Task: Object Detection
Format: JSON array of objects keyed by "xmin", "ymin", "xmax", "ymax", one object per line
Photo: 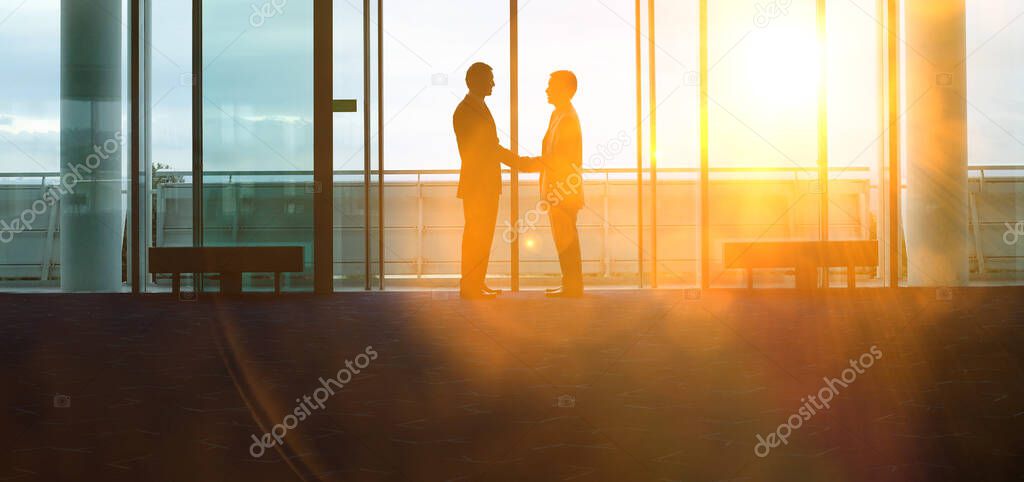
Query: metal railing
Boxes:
[{"xmin": 3, "ymin": 165, "xmax": 1022, "ymax": 285}]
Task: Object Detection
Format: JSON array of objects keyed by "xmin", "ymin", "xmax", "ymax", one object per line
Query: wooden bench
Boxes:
[
  {"xmin": 149, "ymin": 246, "xmax": 304, "ymax": 295},
  {"xmin": 723, "ymin": 240, "xmax": 878, "ymax": 289}
]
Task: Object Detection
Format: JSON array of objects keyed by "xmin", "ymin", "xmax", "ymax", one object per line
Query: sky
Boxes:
[{"xmin": 1, "ymin": 0, "xmax": 1022, "ymax": 176}]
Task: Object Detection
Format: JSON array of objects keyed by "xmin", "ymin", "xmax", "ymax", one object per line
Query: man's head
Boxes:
[
  {"xmin": 466, "ymin": 62, "xmax": 495, "ymax": 98},
  {"xmin": 546, "ymin": 70, "xmax": 577, "ymax": 107}
]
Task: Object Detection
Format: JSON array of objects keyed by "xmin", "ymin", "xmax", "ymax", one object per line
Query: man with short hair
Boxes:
[
  {"xmin": 520, "ymin": 71, "xmax": 585, "ymax": 297},
  {"xmin": 453, "ymin": 62, "xmax": 520, "ymax": 300}
]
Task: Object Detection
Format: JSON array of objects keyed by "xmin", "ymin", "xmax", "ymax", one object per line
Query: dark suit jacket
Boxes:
[
  {"xmin": 521, "ymin": 104, "xmax": 584, "ymax": 210},
  {"xmin": 453, "ymin": 95, "xmax": 516, "ymax": 200}
]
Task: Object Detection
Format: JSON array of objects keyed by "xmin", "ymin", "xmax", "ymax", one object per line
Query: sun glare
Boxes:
[
  {"xmin": 708, "ymin": 22, "xmax": 823, "ymax": 169},
  {"xmin": 742, "ymin": 28, "xmax": 820, "ymax": 112}
]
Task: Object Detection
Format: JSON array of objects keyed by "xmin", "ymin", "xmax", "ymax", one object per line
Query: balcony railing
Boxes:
[{"xmin": 2, "ymin": 166, "xmax": 1022, "ymax": 287}]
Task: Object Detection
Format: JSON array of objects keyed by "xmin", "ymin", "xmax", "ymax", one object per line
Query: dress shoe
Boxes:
[
  {"xmin": 545, "ymin": 286, "xmax": 583, "ymax": 298},
  {"xmin": 460, "ymin": 289, "xmax": 498, "ymax": 300},
  {"xmin": 482, "ymin": 285, "xmax": 502, "ymax": 295}
]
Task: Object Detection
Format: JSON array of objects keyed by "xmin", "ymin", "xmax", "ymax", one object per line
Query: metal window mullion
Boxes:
[
  {"xmin": 881, "ymin": 0, "xmax": 892, "ymax": 288},
  {"xmin": 378, "ymin": 0, "xmax": 385, "ymax": 290},
  {"xmin": 313, "ymin": 0, "xmax": 334, "ymax": 294},
  {"xmin": 511, "ymin": 0, "xmax": 520, "ymax": 292},
  {"xmin": 818, "ymin": 0, "xmax": 829, "ymax": 288},
  {"xmin": 699, "ymin": 0, "xmax": 709, "ymax": 290},
  {"xmin": 363, "ymin": 0, "xmax": 372, "ymax": 290},
  {"xmin": 886, "ymin": 0, "xmax": 901, "ymax": 288},
  {"xmin": 192, "ymin": 0, "xmax": 203, "ymax": 292},
  {"xmin": 142, "ymin": 0, "xmax": 152, "ymax": 290},
  {"xmin": 130, "ymin": 0, "xmax": 141, "ymax": 293},
  {"xmin": 648, "ymin": 0, "xmax": 658, "ymax": 288},
  {"xmin": 635, "ymin": 0, "xmax": 644, "ymax": 289}
]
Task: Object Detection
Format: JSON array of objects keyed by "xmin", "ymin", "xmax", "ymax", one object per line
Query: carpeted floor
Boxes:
[{"xmin": 1, "ymin": 288, "xmax": 1022, "ymax": 481}]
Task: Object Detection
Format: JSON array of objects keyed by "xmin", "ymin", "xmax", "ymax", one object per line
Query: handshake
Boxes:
[{"xmin": 506, "ymin": 153, "xmax": 542, "ymax": 173}]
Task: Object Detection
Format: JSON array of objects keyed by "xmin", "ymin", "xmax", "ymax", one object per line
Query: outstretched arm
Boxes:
[
  {"xmin": 496, "ymin": 141, "xmax": 553, "ymax": 172},
  {"xmin": 514, "ymin": 155, "xmax": 543, "ymax": 173},
  {"xmin": 494, "ymin": 144, "xmax": 519, "ymax": 169}
]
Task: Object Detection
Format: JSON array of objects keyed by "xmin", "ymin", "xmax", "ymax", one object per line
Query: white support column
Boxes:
[
  {"xmin": 904, "ymin": 0, "xmax": 969, "ymax": 286},
  {"xmin": 60, "ymin": 0, "xmax": 124, "ymax": 292}
]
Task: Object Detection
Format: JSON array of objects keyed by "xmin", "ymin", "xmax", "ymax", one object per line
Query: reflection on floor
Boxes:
[{"xmin": 1, "ymin": 289, "xmax": 1022, "ymax": 481}]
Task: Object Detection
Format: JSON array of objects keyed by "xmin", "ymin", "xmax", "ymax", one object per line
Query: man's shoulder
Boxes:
[
  {"xmin": 453, "ymin": 98, "xmax": 471, "ymax": 127},
  {"xmin": 453, "ymin": 97, "xmax": 477, "ymax": 122},
  {"xmin": 457, "ymin": 95, "xmax": 483, "ymax": 112},
  {"xmin": 566, "ymin": 106, "xmax": 581, "ymax": 123},
  {"xmin": 560, "ymin": 107, "xmax": 581, "ymax": 132}
]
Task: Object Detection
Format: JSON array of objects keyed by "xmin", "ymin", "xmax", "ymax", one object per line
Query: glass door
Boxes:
[{"xmin": 331, "ymin": 0, "xmax": 373, "ymax": 291}]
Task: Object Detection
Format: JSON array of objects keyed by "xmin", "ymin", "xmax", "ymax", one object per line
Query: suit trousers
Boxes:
[
  {"xmin": 460, "ymin": 195, "xmax": 500, "ymax": 292},
  {"xmin": 549, "ymin": 204, "xmax": 583, "ymax": 290}
]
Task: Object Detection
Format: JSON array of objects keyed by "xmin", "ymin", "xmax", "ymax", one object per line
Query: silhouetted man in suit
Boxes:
[
  {"xmin": 520, "ymin": 71, "xmax": 585, "ymax": 297},
  {"xmin": 453, "ymin": 62, "xmax": 519, "ymax": 300}
]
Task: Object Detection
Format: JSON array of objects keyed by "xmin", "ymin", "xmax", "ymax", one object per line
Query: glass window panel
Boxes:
[
  {"xmin": 708, "ymin": 0, "xmax": 822, "ymax": 288},
  {"xmin": 519, "ymin": 0, "xmax": 640, "ymax": 289},
  {"xmin": 203, "ymin": 0, "xmax": 314, "ymax": 292},
  {"xmin": 826, "ymin": 0, "xmax": 885, "ymax": 287},
  {"xmin": 654, "ymin": 0, "xmax": 701, "ymax": 287},
  {"xmin": 1, "ymin": 0, "xmax": 131, "ymax": 292},
  {"xmin": 0, "ymin": 0, "xmax": 62, "ymax": 289},
  {"xmin": 381, "ymin": 0, "xmax": 510, "ymax": 291},
  {"xmin": 966, "ymin": 0, "xmax": 1024, "ymax": 285},
  {"xmin": 149, "ymin": 0, "xmax": 195, "ymax": 293}
]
